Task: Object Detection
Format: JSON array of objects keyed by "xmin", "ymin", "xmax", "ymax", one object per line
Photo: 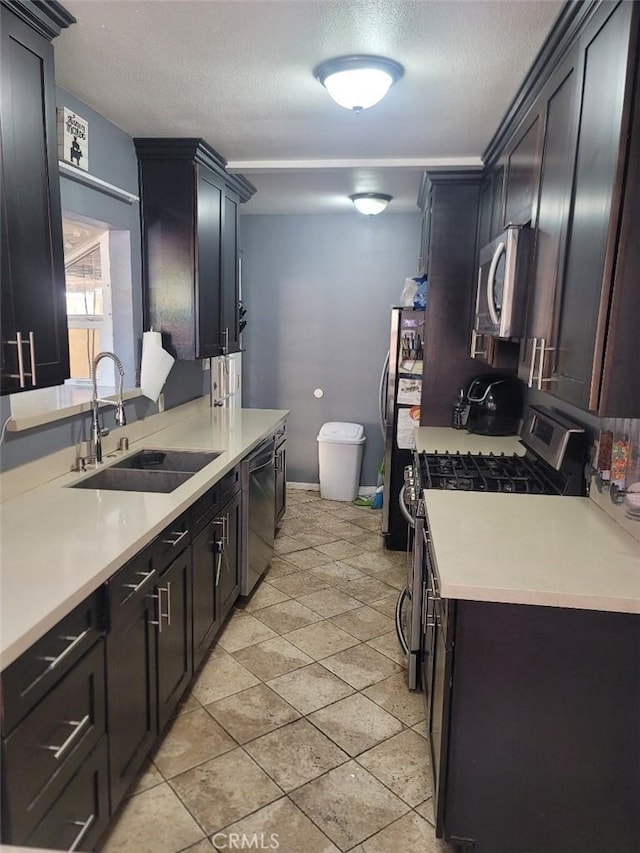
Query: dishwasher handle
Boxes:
[{"xmin": 248, "ymin": 440, "xmax": 275, "ymax": 472}]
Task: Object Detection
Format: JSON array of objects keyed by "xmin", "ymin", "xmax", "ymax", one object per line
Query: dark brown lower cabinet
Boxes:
[
  {"xmin": 27, "ymin": 737, "xmax": 110, "ymax": 852},
  {"xmin": 156, "ymin": 548, "xmax": 193, "ymax": 733},
  {"xmin": 192, "ymin": 487, "xmax": 242, "ymax": 671},
  {"xmin": 426, "ymin": 600, "xmax": 640, "ymax": 853}
]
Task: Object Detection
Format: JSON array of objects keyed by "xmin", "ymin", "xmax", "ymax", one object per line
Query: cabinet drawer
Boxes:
[
  {"xmin": 151, "ymin": 511, "xmax": 190, "ymax": 573},
  {"xmin": 190, "ymin": 466, "xmax": 241, "ymax": 533},
  {"xmin": 2, "ymin": 640, "xmax": 106, "ymax": 844},
  {"xmin": 27, "ymin": 736, "xmax": 110, "ymax": 852},
  {"xmin": 107, "ymin": 547, "xmax": 157, "ymax": 633},
  {"xmin": 1, "ymin": 592, "xmax": 103, "ymax": 734}
]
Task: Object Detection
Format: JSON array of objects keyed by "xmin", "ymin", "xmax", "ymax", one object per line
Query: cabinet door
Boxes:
[
  {"xmin": 191, "ymin": 515, "xmax": 219, "ymax": 671},
  {"xmin": 503, "ymin": 111, "xmax": 543, "ymax": 227},
  {"xmin": 518, "ymin": 51, "xmax": 581, "ymax": 388},
  {"xmin": 196, "ymin": 166, "xmax": 223, "ymax": 359},
  {"xmin": 155, "ymin": 548, "xmax": 193, "ymax": 732},
  {"xmin": 0, "ymin": 7, "xmax": 69, "ymax": 395},
  {"xmin": 489, "ymin": 165, "xmax": 505, "ymax": 240},
  {"xmin": 217, "ymin": 489, "xmax": 242, "ymax": 624},
  {"xmin": 106, "ymin": 555, "xmax": 157, "ymax": 809},
  {"xmin": 553, "ymin": 0, "xmax": 633, "ymax": 409},
  {"xmin": 221, "ymin": 188, "xmax": 240, "ymax": 354}
]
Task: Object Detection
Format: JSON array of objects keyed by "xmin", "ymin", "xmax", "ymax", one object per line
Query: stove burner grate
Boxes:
[{"xmin": 419, "ymin": 451, "xmax": 568, "ymax": 496}]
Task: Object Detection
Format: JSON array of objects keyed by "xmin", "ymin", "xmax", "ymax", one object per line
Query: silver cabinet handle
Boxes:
[
  {"xmin": 16, "ymin": 331, "xmax": 26, "ymax": 387},
  {"xmin": 470, "ymin": 329, "xmax": 487, "ymax": 359},
  {"xmin": 527, "ymin": 337, "xmax": 538, "ymax": 388},
  {"xmin": 21, "ymin": 629, "xmax": 92, "ymax": 698},
  {"xmin": 43, "ymin": 714, "xmax": 90, "ymax": 761},
  {"xmin": 212, "ymin": 516, "xmax": 227, "ymax": 548},
  {"xmin": 215, "ymin": 549, "xmax": 223, "ymax": 587},
  {"xmin": 149, "ymin": 586, "xmax": 169, "ymax": 632},
  {"xmin": 122, "ymin": 569, "xmax": 155, "ymax": 594},
  {"xmin": 162, "ymin": 528, "xmax": 188, "ymax": 548},
  {"xmin": 28, "ymin": 331, "xmax": 37, "ymax": 385},
  {"xmin": 68, "ymin": 814, "xmax": 96, "ymax": 852},
  {"xmin": 537, "ymin": 337, "xmax": 557, "ymax": 388}
]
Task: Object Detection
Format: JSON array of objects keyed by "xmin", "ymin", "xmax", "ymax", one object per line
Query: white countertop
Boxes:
[
  {"xmin": 423, "ymin": 490, "xmax": 640, "ymax": 613},
  {"xmin": 414, "ymin": 426, "xmax": 525, "ymax": 455},
  {"xmin": 0, "ymin": 404, "xmax": 287, "ymax": 671}
]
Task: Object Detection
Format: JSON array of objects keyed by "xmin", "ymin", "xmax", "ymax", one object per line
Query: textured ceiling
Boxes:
[{"xmin": 54, "ymin": 0, "xmax": 564, "ymax": 214}]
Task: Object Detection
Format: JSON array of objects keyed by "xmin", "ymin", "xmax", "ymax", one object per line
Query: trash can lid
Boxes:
[{"xmin": 317, "ymin": 422, "xmax": 365, "ymax": 444}]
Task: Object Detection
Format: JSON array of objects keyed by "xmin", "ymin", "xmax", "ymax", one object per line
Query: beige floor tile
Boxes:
[
  {"xmin": 293, "ymin": 528, "xmax": 343, "ymax": 548},
  {"xmin": 412, "ymin": 718, "xmax": 429, "ymax": 739},
  {"xmin": 348, "ymin": 532, "xmax": 386, "ymax": 552},
  {"xmin": 336, "ymin": 577, "xmax": 398, "ymax": 605},
  {"xmin": 328, "ymin": 606, "xmax": 395, "ymax": 642},
  {"xmin": 253, "ymin": 598, "xmax": 324, "ymax": 633},
  {"xmin": 238, "ymin": 582, "xmax": 291, "ymax": 613},
  {"xmin": 245, "ymin": 718, "xmax": 349, "ymax": 791},
  {"xmin": 369, "ymin": 595, "xmax": 399, "ymax": 619},
  {"xmin": 267, "ymin": 663, "xmax": 354, "ymax": 715},
  {"xmin": 315, "ymin": 539, "xmax": 364, "ymax": 560},
  {"xmin": 371, "ymin": 566, "xmax": 406, "ymax": 591},
  {"xmin": 232, "ymin": 635, "xmax": 314, "ymax": 681},
  {"xmin": 101, "ymin": 782, "xmax": 204, "ymax": 853},
  {"xmin": 324, "ymin": 504, "xmax": 375, "ymax": 521},
  {"xmin": 217, "ymin": 613, "xmax": 279, "ymax": 652},
  {"xmin": 350, "ymin": 514, "xmax": 384, "ymax": 533},
  {"xmin": 343, "ymin": 552, "xmax": 400, "ymax": 575},
  {"xmin": 191, "ymin": 651, "xmax": 260, "ymax": 705},
  {"xmin": 287, "ymin": 489, "xmax": 321, "ymax": 503},
  {"xmin": 320, "ymin": 644, "xmax": 403, "ymax": 690},
  {"xmin": 366, "ymin": 631, "xmax": 407, "ymax": 667},
  {"xmin": 296, "ymin": 587, "xmax": 363, "ymax": 618},
  {"xmin": 205, "ymin": 683, "xmax": 300, "ymax": 744},
  {"xmin": 414, "ymin": 797, "xmax": 436, "ymax": 826},
  {"xmin": 125, "ymin": 759, "xmax": 164, "ymax": 798},
  {"xmin": 152, "ymin": 707, "xmax": 236, "ymax": 779},
  {"xmin": 268, "ymin": 570, "xmax": 330, "ymax": 597},
  {"xmin": 290, "ymin": 761, "xmax": 408, "ymax": 851},
  {"xmin": 181, "ymin": 840, "xmax": 215, "ymax": 852},
  {"xmin": 363, "ymin": 673, "xmax": 426, "ymax": 726},
  {"xmin": 315, "ymin": 518, "xmax": 365, "ymax": 539},
  {"xmin": 308, "ymin": 694, "xmax": 403, "ymax": 757},
  {"xmin": 307, "ymin": 560, "xmax": 368, "ymax": 586},
  {"xmin": 169, "ymin": 748, "xmax": 282, "ymax": 835},
  {"xmin": 274, "ymin": 534, "xmax": 307, "ymax": 554},
  {"xmin": 360, "ymin": 811, "xmax": 454, "ymax": 852},
  {"xmin": 356, "ymin": 730, "xmax": 432, "ymax": 806},
  {"xmin": 279, "ymin": 547, "xmax": 332, "ymax": 570},
  {"xmin": 171, "ymin": 693, "xmax": 201, "ymax": 717},
  {"xmin": 285, "ymin": 621, "xmax": 360, "ymax": 660},
  {"xmin": 264, "ymin": 556, "xmax": 299, "ymax": 579},
  {"xmin": 213, "ymin": 797, "xmax": 340, "ymax": 853}
]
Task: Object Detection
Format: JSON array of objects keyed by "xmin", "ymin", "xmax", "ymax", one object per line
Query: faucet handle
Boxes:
[{"xmin": 99, "ymin": 426, "xmax": 110, "ymax": 438}]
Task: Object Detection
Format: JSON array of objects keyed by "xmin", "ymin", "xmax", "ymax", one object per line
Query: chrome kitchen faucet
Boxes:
[{"xmin": 90, "ymin": 351, "xmax": 126, "ymax": 464}]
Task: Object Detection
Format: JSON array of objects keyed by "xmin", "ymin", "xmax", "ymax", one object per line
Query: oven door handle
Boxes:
[{"xmin": 398, "ymin": 486, "xmax": 415, "ymax": 528}]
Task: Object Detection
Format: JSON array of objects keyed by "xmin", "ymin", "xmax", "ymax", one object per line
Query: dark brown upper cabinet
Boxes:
[
  {"xmin": 0, "ymin": 1, "xmax": 74, "ymax": 396},
  {"xmin": 503, "ymin": 110, "xmax": 543, "ymax": 228},
  {"xmin": 134, "ymin": 139, "xmax": 254, "ymax": 360}
]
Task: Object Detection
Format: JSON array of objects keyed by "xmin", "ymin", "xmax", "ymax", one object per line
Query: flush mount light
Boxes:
[
  {"xmin": 314, "ymin": 55, "xmax": 404, "ymax": 112},
  {"xmin": 350, "ymin": 193, "xmax": 393, "ymax": 215}
]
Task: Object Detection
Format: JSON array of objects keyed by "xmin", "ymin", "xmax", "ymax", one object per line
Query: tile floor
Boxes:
[{"xmin": 99, "ymin": 490, "xmax": 455, "ymax": 853}]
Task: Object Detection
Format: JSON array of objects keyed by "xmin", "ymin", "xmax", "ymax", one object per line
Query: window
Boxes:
[{"xmin": 62, "ymin": 215, "xmax": 124, "ymax": 388}]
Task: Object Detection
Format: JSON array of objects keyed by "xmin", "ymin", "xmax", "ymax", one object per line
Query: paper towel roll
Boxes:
[{"xmin": 140, "ymin": 331, "xmax": 175, "ymax": 402}]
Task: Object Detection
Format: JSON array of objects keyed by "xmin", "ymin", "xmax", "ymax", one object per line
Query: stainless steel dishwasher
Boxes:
[{"xmin": 241, "ymin": 437, "xmax": 276, "ymax": 595}]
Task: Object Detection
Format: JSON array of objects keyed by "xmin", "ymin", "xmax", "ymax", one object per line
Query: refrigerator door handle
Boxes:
[{"xmin": 379, "ymin": 350, "xmax": 390, "ymax": 440}]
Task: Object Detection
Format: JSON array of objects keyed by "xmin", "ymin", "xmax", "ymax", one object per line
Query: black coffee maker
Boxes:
[{"xmin": 453, "ymin": 374, "xmax": 523, "ymax": 436}]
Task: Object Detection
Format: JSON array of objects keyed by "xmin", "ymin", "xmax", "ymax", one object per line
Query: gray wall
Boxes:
[
  {"xmin": 240, "ymin": 212, "xmax": 422, "ymax": 486},
  {"xmin": 0, "ymin": 90, "xmax": 206, "ymax": 472}
]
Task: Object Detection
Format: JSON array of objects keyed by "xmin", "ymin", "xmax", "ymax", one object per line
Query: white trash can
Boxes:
[{"xmin": 317, "ymin": 422, "xmax": 366, "ymax": 501}]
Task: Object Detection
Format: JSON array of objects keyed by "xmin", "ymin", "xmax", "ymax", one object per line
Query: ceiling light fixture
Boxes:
[
  {"xmin": 350, "ymin": 193, "xmax": 393, "ymax": 216},
  {"xmin": 314, "ymin": 55, "xmax": 404, "ymax": 112}
]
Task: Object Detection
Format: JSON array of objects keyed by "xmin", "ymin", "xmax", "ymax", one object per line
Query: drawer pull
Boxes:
[
  {"xmin": 215, "ymin": 549, "xmax": 223, "ymax": 587},
  {"xmin": 68, "ymin": 813, "xmax": 95, "ymax": 852},
  {"xmin": 122, "ymin": 569, "xmax": 155, "ymax": 594},
  {"xmin": 44, "ymin": 714, "xmax": 90, "ymax": 761},
  {"xmin": 161, "ymin": 529, "xmax": 188, "ymax": 548},
  {"xmin": 21, "ymin": 629, "xmax": 92, "ymax": 698}
]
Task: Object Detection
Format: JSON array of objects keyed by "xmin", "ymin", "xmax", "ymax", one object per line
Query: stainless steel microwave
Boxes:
[{"xmin": 474, "ymin": 224, "xmax": 532, "ymax": 339}]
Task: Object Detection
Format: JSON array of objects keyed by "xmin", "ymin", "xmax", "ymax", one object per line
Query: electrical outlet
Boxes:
[{"xmin": 158, "ymin": 392, "xmax": 165, "ymax": 413}]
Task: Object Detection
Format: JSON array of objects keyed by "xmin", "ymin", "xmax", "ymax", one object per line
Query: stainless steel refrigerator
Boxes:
[{"xmin": 380, "ymin": 307, "xmax": 425, "ymax": 550}]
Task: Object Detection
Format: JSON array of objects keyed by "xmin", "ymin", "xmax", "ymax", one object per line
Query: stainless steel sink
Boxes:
[
  {"xmin": 112, "ymin": 449, "xmax": 219, "ymax": 472},
  {"xmin": 71, "ymin": 467, "xmax": 195, "ymax": 493}
]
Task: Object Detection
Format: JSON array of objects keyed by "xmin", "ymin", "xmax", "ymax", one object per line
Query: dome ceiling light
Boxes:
[
  {"xmin": 314, "ymin": 55, "xmax": 404, "ymax": 112},
  {"xmin": 350, "ymin": 193, "xmax": 393, "ymax": 215}
]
